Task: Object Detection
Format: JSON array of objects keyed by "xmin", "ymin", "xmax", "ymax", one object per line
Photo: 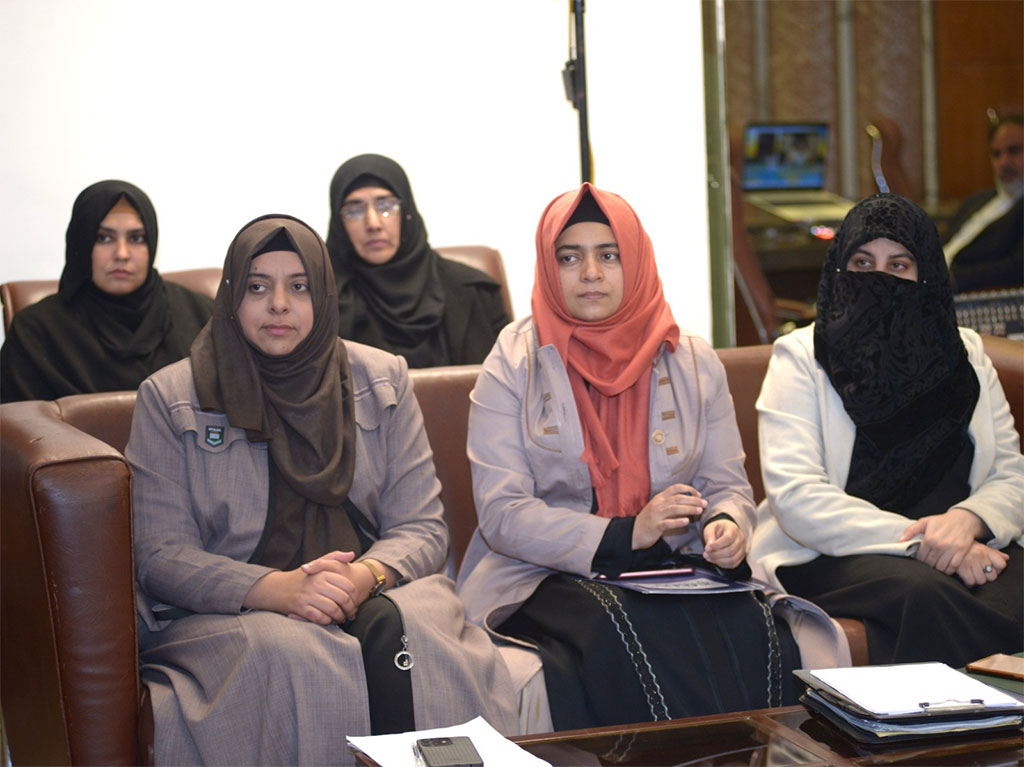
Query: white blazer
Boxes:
[{"xmin": 750, "ymin": 325, "xmax": 1024, "ymax": 589}]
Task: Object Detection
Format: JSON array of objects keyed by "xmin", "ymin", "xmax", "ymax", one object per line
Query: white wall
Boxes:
[{"xmin": 0, "ymin": 1, "xmax": 709, "ymax": 339}]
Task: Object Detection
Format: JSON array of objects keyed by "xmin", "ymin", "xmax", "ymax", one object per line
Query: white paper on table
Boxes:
[{"xmin": 346, "ymin": 715, "xmax": 551, "ymax": 767}]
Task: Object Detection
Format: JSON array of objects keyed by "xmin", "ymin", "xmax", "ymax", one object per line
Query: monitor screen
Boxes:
[{"xmin": 741, "ymin": 122, "xmax": 828, "ymax": 191}]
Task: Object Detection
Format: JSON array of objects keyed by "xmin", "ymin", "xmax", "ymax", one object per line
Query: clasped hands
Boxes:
[
  {"xmin": 898, "ymin": 507, "xmax": 1005, "ymax": 587},
  {"xmin": 632, "ymin": 483, "xmax": 746, "ymax": 569},
  {"xmin": 243, "ymin": 550, "xmax": 379, "ymax": 625}
]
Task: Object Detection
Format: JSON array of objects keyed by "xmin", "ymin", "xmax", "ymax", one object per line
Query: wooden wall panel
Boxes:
[
  {"xmin": 935, "ymin": 0, "xmax": 1024, "ymax": 199},
  {"xmin": 771, "ymin": 2, "xmax": 841, "ymax": 192},
  {"xmin": 853, "ymin": 1, "xmax": 923, "ymax": 200},
  {"xmin": 724, "ymin": 0, "xmax": 757, "ymax": 152},
  {"xmin": 724, "ymin": 0, "xmax": 1023, "ymax": 203}
]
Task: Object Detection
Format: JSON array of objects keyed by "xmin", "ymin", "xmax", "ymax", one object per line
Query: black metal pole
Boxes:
[{"xmin": 573, "ymin": 0, "xmax": 592, "ymax": 183}]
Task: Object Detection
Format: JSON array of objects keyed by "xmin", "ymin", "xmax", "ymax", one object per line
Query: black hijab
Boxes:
[
  {"xmin": 814, "ymin": 193, "xmax": 980, "ymax": 514},
  {"xmin": 61, "ymin": 179, "xmax": 171, "ymax": 359},
  {"xmin": 326, "ymin": 154, "xmax": 448, "ymax": 365},
  {"xmin": 190, "ymin": 215, "xmax": 360, "ymax": 569},
  {"xmin": 0, "ymin": 180, "xmax": 213, "ymax": 402}
]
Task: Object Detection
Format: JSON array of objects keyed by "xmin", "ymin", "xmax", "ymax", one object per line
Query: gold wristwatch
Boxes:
[{"xmin": 362, "ymin": 559, "xmax": 387, "ymax": 597}]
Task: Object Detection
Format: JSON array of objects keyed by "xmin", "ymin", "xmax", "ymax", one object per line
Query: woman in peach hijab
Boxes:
[{"xmin": 457, "ymin": 184, "xmax": 824, "ymax": 731}]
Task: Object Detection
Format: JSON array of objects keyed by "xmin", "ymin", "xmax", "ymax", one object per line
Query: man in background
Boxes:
[{"xmin": 943, "ymin": 115, "xmax": 1023, "ymax": 292}]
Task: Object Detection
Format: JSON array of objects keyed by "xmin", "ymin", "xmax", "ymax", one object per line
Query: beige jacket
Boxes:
[{"xmin": 457, "ymin": 318, "xmax": 849, "ymax": 670}]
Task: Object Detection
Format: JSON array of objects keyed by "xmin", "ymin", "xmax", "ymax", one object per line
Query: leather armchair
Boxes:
[
  {"xmin": 0, "ymin": 367, "xmax": 493, "ymax": 765},
  {"xmin": 1, "ymin": 394, "xmax": 144, "ymax": 766},
  {"xmin": 3, "ymin": 339, "xmax": 1020, "ymax": 764},
  {"xmin": 1, "ymin": 269, "xmax": 223, "ymax": 333},
  {"xmin": 435, "ymin": 245, "xmax": 515, "ymax": 321},
  {"xmin": 2, "ymin": 247, "xmax": 513, "ymax": 334}
]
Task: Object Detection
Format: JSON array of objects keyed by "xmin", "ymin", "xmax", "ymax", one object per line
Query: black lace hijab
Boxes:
[{"xmin": 814, "ymin": 194, "xmax": 980, "ymax": 515}]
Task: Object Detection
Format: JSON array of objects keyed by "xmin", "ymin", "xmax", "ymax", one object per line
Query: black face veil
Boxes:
[{"xmin": 814, "ymin": 193, "xmax": 979, "ymax": 513}]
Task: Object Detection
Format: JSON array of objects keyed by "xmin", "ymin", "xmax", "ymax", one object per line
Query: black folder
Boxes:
[{"xmin": 794, "ymin": 665, "xmax": 1024, "ymax": 744}]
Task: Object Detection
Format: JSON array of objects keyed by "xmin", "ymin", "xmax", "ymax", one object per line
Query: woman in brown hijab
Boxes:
[{"xmin": 126, "ymin": 214, "xmax": 515, "ymax": 765}]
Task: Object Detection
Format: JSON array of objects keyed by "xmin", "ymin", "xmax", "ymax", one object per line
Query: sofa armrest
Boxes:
[
  {"xmin": 408, "ymin": 365, "xmax": 482, "ymax": 574},
  {"xmin": 981, "ymin": 335, "xmax": 1024, "ymax": 450},
  {"xmin": 1, "ymin": 400, "xmax": 143, "ymax": 766},
  {"xmin": 715, "ymin": 345, "xmax": 772, "ymax": 504}
]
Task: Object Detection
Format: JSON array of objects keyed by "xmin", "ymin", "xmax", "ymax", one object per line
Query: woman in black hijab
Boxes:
[
  {"xmin": 750, "ymin": 194, "xmax": 1024, "ymax": 666},
  {"xmin": 326, "ymin": 154, "xmax": 509, "ymax": 366},
  {"xmin": 0, "ymin": 180, "xmax": 212, "ymax": 402}
]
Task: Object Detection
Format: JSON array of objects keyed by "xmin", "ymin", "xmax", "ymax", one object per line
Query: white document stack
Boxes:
[{"xmin": 795, "ymin": 663, "xmax": 1024, "ymax": 743}]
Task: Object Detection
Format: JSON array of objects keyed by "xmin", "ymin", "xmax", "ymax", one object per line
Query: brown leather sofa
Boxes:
[
  {"xmin": 0, "ymin": 245, "xmax": 512, "ymax": 334},
  {"xmin": 2, "ymin": 338, "xmax": 1021, "ymax": 765},
  {"xmin": 0, "ymin": 269, "xmax": 223, "ymax": 333}
]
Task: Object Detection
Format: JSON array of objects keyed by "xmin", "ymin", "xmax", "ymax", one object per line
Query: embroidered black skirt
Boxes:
[{"xmin": 499, "ymin": 574, "xmax": 801, "ymax": 730}]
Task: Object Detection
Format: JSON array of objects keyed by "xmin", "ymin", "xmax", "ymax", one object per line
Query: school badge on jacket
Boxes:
[{"xmin": 205, "ymin": 426, "xmax": 224, "ymax": 448}]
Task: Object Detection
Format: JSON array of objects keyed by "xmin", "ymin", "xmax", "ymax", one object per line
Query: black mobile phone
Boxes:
[{"xmin": 415, "ymin": 736, "xmax": 484, "ymax": 767}]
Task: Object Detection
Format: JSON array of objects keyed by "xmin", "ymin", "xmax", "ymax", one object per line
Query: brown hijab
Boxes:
[{"xmin": 190, "ymin": 214, "xmax": 360, "ymax": 569}]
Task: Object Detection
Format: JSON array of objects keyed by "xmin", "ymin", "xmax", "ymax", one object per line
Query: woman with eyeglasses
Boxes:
[
  {"xmin": 326, "ymin": 154, "xmax": 510, "ymax": 367},
  {"xmin": 1, "ymin": 179, "xmax": 212, "ymax": 402}
]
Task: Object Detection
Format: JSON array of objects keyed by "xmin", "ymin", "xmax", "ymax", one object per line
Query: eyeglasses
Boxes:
[{"xmin": 339, "ymin": 196, "xmax": 401, "ymax": 222}]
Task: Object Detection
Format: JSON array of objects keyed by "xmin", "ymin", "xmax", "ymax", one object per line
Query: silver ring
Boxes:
[{"xmin": 983, "ymin": 564, "xmax": 994, "ymax": 574}]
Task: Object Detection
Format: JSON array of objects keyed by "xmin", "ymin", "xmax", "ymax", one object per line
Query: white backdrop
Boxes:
[{"xmin": 0, "ymin": 1, "xmax": 710, "ymax": 340}]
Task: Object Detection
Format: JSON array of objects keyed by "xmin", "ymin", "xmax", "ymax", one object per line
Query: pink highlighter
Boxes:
[{"xmin": 598, "ymin": 567, "xmax": 694, "ymax": 580}]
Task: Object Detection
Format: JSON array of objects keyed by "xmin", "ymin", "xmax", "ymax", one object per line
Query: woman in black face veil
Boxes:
[
  {"xmin": 750, "ymin": 193, "xmax": 1024, "ymax": 667},
  {"xmin": 0, "ymin": 179, "xmax": 212, "ymax": 402},
  {"xmin": 325, "ymin": 153, "xmax": 509, "ymax": 367}
]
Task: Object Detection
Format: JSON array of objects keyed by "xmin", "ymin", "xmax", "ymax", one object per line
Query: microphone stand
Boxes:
[{"xmin": 562, "ymin": 0, "xmax": 592, "ymax": 183}]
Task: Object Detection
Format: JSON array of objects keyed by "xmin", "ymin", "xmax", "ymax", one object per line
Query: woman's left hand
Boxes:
[
  {"xmin": 899, "ymin": 507, "xmax": 988, "ymax": 575},
  {"xmin": 955, "ymin": 542, "xmax": 1009, "ymax": 587},
  {"xmin": 301, "ymin": 551, "xmax": 375, "ymax": 618},
  {"xmin": 702, "ymin": 518, "xmax": 746, "ymax": 569}
]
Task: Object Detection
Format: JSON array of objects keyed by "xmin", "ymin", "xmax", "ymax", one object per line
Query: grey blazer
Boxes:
[
  {"xmin": 131, "ymin": 342, "xmax": 448, "ymax": 626},
  {"xmin": 128, "ymin": 342, "xmax": 517, "ymax": 764}
]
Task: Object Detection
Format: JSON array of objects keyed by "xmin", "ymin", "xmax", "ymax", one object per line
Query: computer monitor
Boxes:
[{"xmin": 741, "ymin": 122, "xmax": 829, "ymax": 192}]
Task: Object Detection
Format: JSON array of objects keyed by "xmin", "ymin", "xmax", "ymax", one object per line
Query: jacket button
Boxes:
[{"xmin": 651, "ymin": 429, "xmax": 665, "ymax": 444}]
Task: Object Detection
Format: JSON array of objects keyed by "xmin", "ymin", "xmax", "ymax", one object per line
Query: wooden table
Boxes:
[
  {"xmin": 510, "ymin": 705, "xmax": 1022, "ymax": 766},
  {"xmin": 354, "ymin": 704, "xmax": 1021, "ymax": 765}
]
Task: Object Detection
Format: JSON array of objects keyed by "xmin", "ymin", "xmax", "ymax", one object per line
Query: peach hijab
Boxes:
[{"xmin": 531, "ymin": 183, "xmax": 679, "ymax": 517}]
